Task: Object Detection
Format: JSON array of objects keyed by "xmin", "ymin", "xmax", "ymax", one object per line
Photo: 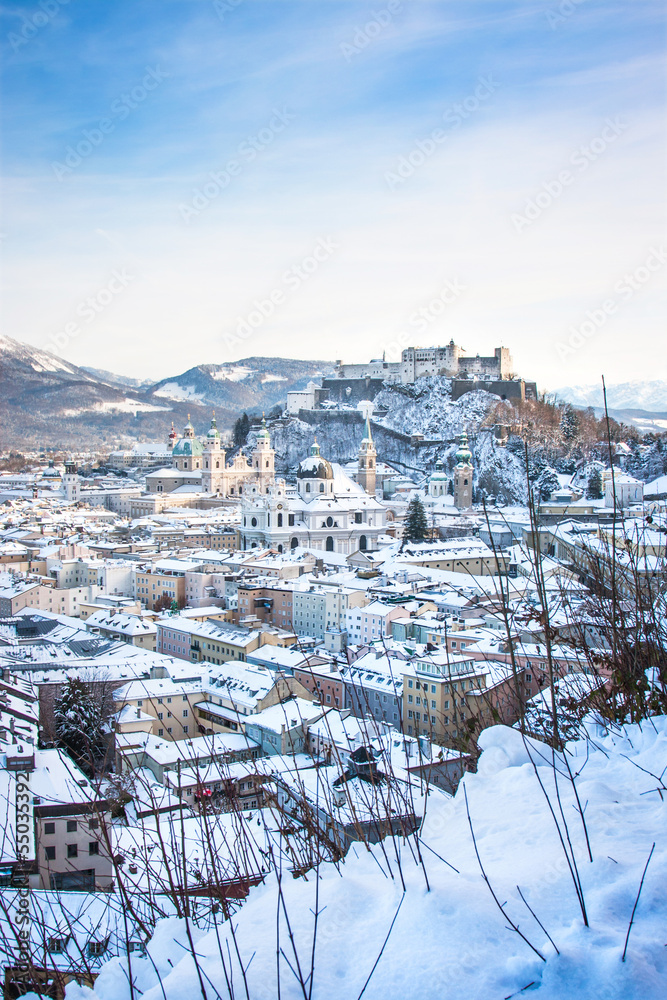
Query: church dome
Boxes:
[
  {"xmin": 297, "ymin": 438, "xmax": 333, "ymax": 480},
  {"xmin": 430, "ymin": 459, "xmax": 448, "ymax": 481},
  {"xmin": 173, "ymin": 437, "xmax": 203, "ymax": 457},
  {"xmin": 256, "ymin": 416, "xmax": 271, "ymax": 442},
  {"xmin": 206, "ymin": 415, "xmax": 220, "ymax": 439}
]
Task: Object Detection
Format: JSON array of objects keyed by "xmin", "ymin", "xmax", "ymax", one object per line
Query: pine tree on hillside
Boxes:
[
  {"xmin": 586, "ymin": 468, "xmax": 603, "ymax": 499},
  {"xmin": 404, "ymin": 496, "xmax": 428, "ymax": 542},
  {"xmin": 233, "ymin": 412, "xmax": 250, "ymax": 447},
  {"xmin": 447, "ymin": 479, "xmax": 454, "ymax": 496},
  {"xmin": 54, "ymin": 677, "xmax": 103, "ymax": 767},
  {"xmin": 535, "ymin": 467, "xmax": 560, "ymax": 501},
  {"xmin": 560, "ymin": 404, "xmax": 579, "ymax": 442}
]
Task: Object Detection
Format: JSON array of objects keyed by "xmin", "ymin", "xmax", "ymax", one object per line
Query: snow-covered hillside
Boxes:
[{"xmin": 77, "ymin": 716, "xmax": 667, "ymax": 1000}]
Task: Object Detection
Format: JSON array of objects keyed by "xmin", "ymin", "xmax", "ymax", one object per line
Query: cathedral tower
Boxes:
[
  {"xmin": 202, "ymin": 414, "xmax": 226, "ymax": 493},
  {"xmin": 252, "ymin": 417, "xmax": 275, "ymax": 492}
]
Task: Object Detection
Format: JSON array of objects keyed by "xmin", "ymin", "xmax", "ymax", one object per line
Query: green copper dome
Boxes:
[
  {"xmin": 256, "ymin": 416, "xmax": 270, "ymax": 441},
  {"xmin": 173, "ymin": 437, "xmax": 203, "ymax": 457},
  {"xmin": 455, "ymin": 432, "xmax": 472, "ymax": 466}
]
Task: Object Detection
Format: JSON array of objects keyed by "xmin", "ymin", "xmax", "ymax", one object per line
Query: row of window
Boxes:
[
  {"xmin": 45, "ymin": 843, "xmax": 99, "ymax": 860},
  {"xmin": 44, "ymin": 819, "xmax": 98, "ymax": 834}
]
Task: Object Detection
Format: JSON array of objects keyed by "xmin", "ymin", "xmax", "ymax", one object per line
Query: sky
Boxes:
[{"xmin": 1, "ymin": 0, "xmax": 665, "ymax": 390}]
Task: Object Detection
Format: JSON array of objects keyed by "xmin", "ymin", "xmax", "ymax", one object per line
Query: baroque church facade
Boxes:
[
  {"xmin": 239, "ymin": 422, "xmax": 387, "ymax": 554},
  {"xmin": 145, "ymin": 416, "xmax": 275, "ymax": 497}
]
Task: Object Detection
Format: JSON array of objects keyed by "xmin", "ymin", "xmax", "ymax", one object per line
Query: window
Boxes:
[
  {"xmin": 88, "ymin": 940, "xmax": 107, "ymax": 957},
  {"xmin": 48, "ymin": 937, "xmax": 68, "ymax": 954},
  {"xmin": 431, "ymin": 685, "xmax": 436, "ymax": 694},
  {"xmin": 183, "ymin": 725, "xmax": 188, "ymax": 733},
  {"xmin": 408, "ymin": 679, "xmax": 413, "ymax": 688},
  {"xmin": 183, "ymin": 709, "xmax": 188, "ymax": 717},
  {"xmin": 45, "ymin": 822, "xmax": 55, "ymax": 835},
  {"xmin": 158, "ymin": 728, "xmax": 164, "ymax": 736},
  {"xmin": 167, "ymin": 697, "xmax": 172, "ymax": 704},
  {"xmin": 158, "ymin": 712, "xmax": 163, "ymax": 720},
  {"xmin": 67, "ymin": 820, "xmax": 77, "ymax": 833},
  {"xmin": 89, "ymin": 818, "xmax": 99, "ymax": 830},
  {"xmin": 45, "ymin": 846, "xmax": 56, "ymax": 861},
  {"xmin": 89, "ymin": 842, "xmax": 99, "ymax": 856},
  {"xmin": 67, "ymin": 844, "xmax": 78, "ymax": 858}
]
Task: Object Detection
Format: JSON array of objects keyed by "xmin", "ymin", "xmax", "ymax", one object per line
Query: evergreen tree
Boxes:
[
  {"xmin": 586, "ymin": 468, "xmax": 603, "ymax": 499},
  {"xmin": 404, "ymin": 495, "xmax": 428, "ymax": 542},
  {"xmin": 233, "ymin": 412, "xmax": 250, "ymax": 447},
  {"xmin": 535, "ymin": 467, "xmax": 560, "ymax": 501},
  {"xmin": 560, "ymin": 404, "xmax": 579, "ymax": 442},
  {"xmin": 447, "ymin": 478, "xmax": 454, "ymax": 496},
  {"xmin": 54, "ymin": 678, "xmax": 103, "ymax": 766}
]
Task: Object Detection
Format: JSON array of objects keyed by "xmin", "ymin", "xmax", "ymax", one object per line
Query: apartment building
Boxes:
[
  {"xmin": 402, "ymin": 651, "xmax": 490, "ymax": 743},
  {"xmin": 344, "ymin": 600, "xmax": 406, "ymax": 645},
  {"xmin": 30, "ymin": 749, "xmax": 113, "ymax": 891}
]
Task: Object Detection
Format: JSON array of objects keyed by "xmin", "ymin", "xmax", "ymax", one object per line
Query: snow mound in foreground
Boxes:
[{"xmin": 73, "ymin": 718, "xmax": 667, "ymax": 1000}]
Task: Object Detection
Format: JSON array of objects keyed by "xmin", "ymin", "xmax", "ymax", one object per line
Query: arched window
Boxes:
[
  {"xmin": 251, "ymin": 517, "xmax": 257, "ymax": 528},
  {"xmin": 319, "ymin": 483, "xmax": 324, "ymax": 492},
  {"xmin": 464, "ymin": 478, "xmax": 468, "ymax": 485},
  {"xmin": 360, "ymin": 535, "xmax": 367, "ymax": 551},
  {"xmin": 277, "ymin": 513, "xmax": 283, "ymax": 527},
  {"xmin": 326, "ymin": 536, "xmax": 334, "ymax": 551},
  {"xmin": 216, "ymin": 461, "xmax": 219, "ymax": 469},
  {"xmin": 306, "ymin": 483, "xmax": 311, "ymax": 492},
  {"xmin": 291, "ymin": 537, "xmax": 298, "ymax": 550},
  {"xmin": 278, "ymin": 544, "xmax": 283, "ymax": 553},
  {"xmin": 266, "ymin": 461, "xmax": 269, "ymax": 468}
]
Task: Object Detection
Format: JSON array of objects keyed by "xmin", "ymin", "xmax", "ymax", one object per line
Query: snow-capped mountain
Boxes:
[
  {"xmin": 146, "ymin": 357, "xmax": 335, "ymax": 411},
  {"xmin": 553, "ymin": 380, "xmax": 667, "ymax": 413},
  {"xmin": 0, "ymin": 337, "xmax": 334, "ymax": 449}
]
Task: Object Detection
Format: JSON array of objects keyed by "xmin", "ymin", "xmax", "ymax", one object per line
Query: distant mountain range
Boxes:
[
  {"xmin": 553, "ymin": 380, "xmax": 667, "ymax": 413},
  {"xmin": 2, "ymin": 334, "xmax": 666, "ymax": 451},
  {"xmin": 0, "ymin": 335, "xmax": 332, "ymax": 450}
]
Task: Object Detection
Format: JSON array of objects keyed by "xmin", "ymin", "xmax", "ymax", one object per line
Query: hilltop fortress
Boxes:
[
  {"xmin": 287, "ymin": 341, "xmax": 537, "ymax": 413},
  {"xmin": 334, "ymin": 341, "xmax": 513, "ymax": 383}
]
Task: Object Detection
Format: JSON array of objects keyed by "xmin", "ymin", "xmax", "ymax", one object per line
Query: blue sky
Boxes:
[{"xmin": 1, "ymin": 0, "xmax": 665, "ymax": 387}]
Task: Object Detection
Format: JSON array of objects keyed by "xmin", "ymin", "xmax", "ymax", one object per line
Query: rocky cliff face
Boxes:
[{"xmin": 244, "ymin": 376, "xmax": 529, "ymax": 502}]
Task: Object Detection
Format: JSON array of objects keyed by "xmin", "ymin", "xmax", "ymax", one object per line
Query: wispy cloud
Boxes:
[{"xmin": 1, "ymin": 0, "xmax": 665, "ymax": 388}]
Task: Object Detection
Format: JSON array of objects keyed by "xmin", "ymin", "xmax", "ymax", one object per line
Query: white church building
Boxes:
[{"xmin": 239, "ymin": 431, "xmax": 387, "ymax": 554}]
